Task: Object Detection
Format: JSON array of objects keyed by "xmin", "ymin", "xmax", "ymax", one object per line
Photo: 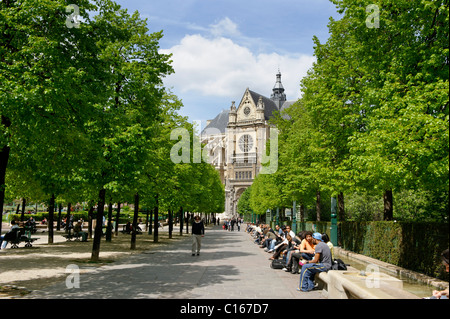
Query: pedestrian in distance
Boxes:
[{"xmin": 191, "ymin": 215, "xmax": 205, "ymax": 256}]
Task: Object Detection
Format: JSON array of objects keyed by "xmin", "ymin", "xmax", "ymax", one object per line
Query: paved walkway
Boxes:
[{"xmin": 27, "ymin": 225, "xmax": 324, "ymax": 299}]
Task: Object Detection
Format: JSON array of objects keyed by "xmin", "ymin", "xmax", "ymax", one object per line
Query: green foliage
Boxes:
[
  {"xmin": 0, "ymin": 0, "xmax": 224, "ymax": 256},
  {"xmin": 340, "ymin": 221, "xmax": 449, "ymax": 280},
  {"xmin": 237, "ymin": 187, "xmax": 251, "ymax": 215},
  {"xmin": 247, "ymin": 0, "xmax": 449, "ymax": 223}
]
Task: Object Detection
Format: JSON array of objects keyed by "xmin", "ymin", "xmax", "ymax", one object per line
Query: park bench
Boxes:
[
  {"xmin": 8, "ymin": 228, "xmax": 38, "ymax": 248},
  {"xmin": 62, "ymin": 232, "xmax": 81, "ymax": 241},
  {"xmin": 121, "ymin": 224, "xmax": 143, "ymax": 235}
]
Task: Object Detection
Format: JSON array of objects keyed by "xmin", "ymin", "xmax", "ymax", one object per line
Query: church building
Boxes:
[{"xmin": 201, "ymin": 72, "xmax": 295, "ymax": 218}]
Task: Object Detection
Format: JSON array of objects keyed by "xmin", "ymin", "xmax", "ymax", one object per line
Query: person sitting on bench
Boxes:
[
  {"xmin": 74, "ymin": 221, "xmax": 87, "ymax": 242},
  {"xmin": 1, "ymin": 220, "xmax": 20, "ymax": 249},
  {"xmin": 123, "ymin": 221, "xmax": 132, "ymax": 234}
]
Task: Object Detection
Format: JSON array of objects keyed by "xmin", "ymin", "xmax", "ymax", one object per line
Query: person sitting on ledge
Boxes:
[
  {"xmin": 297, "ymin": 232, "xmax": 333, "ymax": 293},
  {"xmin": 269, "ymin": 233, "xmax": 290, "ymax": 260},
  {"xmin": 427, "ymin": 249, "xmax": 449, "ymax": 299}
]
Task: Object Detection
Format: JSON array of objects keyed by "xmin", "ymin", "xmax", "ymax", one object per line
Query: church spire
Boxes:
[{"xmin": 270, "ymin": 70, "xmax": 286, "ymax": 109}]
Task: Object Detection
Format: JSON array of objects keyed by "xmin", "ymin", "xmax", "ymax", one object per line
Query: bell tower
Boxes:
[{"xmin": 270, "ymin": 70, "xmax": 286, "ymax": 109}]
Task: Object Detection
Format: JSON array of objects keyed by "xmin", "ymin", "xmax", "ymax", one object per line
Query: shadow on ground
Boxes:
[{"xmin": 20, "ymin": 228, "xmax": 255, "ymax": 299}]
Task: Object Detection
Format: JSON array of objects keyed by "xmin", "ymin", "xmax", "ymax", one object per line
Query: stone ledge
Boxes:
[
  {"xmin": 316, "ymin": 269, "xmax": 419, "ymax": 299},
  {"xmin": 334, "ymin": 247, "xmax": 449, "ymax": 291}
]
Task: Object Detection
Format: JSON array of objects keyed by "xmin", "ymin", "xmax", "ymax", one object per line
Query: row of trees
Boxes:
[
  {"xmin": 1, "ymin": 0, "xmax": 224, "ymax": 261},
  {"xmin": 239, "ymin": 0, "xmax": 448, "ymax": 223}
]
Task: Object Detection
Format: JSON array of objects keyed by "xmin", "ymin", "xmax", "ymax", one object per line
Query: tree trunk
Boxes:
[
  {"xmin": 316, "ymin": 190, "xmax": 321, "ymax": 222},
  {"xmin": 168, "ymin": 209, "xmax": 173, "ymax": 239},
  {"xmin": 91, "ymin": 188, "xmax": 106, "ymax": 262},
  {"xmin": 114, "ymin": 202, "xmax": 121, "ymax": 236},
  {"xmin": 57, "ymin": 203, "xmax": 62, "ymax": 231},
  {"xmin": 383, "ymin": 189, "xmax": 394, "ymax": 221},
  {"xmin": 153, "ymin": 195, "xmax": 159, "ymax": 243},
  {"xmin": 145, "ymin": 208, "xmax": 149, "ymax": 234},
  {"xmin": 48, "ymin": 194, "xmax": 55, "ymax": 244},
  {"xmin": 148, "ymin": 207, "xmax": 153, "ymax": 235},
  {"xmin": 0, "ymin": 115, "xmax": 11, "ymax": 235},
  {"xmin": 338, "ymin": 192, "xmax": 345, "ymax": 222},
  {"xmin": 88, "ymin": 204, "xmax": 94, "ymax": 239},
  {"xmin": 131, "ymin": 192, "xmax": 139, "ymax": 250},
  {"xmin": 66, "ymin": 203, "xmax": 71, "ymax": 232},
  {"xmin": 106, "ymin": 201, "xmax": 113, "ymax": 242},
  {"xmin": 186, "ymin": 212, "xmax": 190, "ymax": 234},
  {"xmin": 299, "ymin": 205, "xmax": 305, "ymax": 223},
  {"xmin": 20, "ymin": 198, "xmax": 26, "ymax": 221},
  {"xmin": 179, "ymin": 207, "xmax": 183, "ymax": 236}
]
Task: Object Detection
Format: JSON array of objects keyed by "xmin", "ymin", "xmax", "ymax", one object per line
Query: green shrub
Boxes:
[{"xmin": 339, "ymin": 221, "xmax": 449, "ymax": 280}]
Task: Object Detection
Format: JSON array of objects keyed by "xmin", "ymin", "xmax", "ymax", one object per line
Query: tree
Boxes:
[
  {"xmin": 274, "ymin": 0, "xmax": 448, "ymax": 222},
  {"xmin": 237, "ymin": 187, "xmax": 251, "ymax": 216},
  {"xmin": 337, "ymin": 0, "xmax": 449, "ymax": 220},
  {"xmin": 0, "ymin": 0, "xmax": 100, "ymax": 234}
]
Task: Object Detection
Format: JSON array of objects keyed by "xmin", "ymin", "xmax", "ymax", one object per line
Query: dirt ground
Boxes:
[{"xmin": 0, "ymin": 227, "xmax": 189, "ymax": 298}]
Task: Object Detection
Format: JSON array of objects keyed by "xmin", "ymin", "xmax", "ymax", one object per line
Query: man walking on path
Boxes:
[{"xmin": 191, "ymin": 215, "xmax": 205, "ymax": 256}]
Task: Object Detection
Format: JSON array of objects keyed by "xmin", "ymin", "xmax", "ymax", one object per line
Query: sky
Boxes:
[{"xmin": 114, "ymin": 0, "xmax": 342, "ymax": 128}]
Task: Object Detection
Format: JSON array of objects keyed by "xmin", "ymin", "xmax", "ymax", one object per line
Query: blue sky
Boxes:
[{"xmin": 114, "ymin": 0, "xmax": 341, "ymax": 127}]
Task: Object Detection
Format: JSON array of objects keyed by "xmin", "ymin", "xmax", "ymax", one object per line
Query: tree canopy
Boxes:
[{"xmin": 243, "ymin": 0, "xmax": 448, "ymax": 222}]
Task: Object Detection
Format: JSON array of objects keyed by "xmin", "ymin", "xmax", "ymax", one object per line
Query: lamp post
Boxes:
[{"xmin": 330, "ymin": 197, "xmax": 338, "ymax": 246}]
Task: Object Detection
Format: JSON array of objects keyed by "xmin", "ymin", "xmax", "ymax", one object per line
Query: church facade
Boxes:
[{"xmin": 201, "ymin": 72, "xmax": 295, "ymax": 218}]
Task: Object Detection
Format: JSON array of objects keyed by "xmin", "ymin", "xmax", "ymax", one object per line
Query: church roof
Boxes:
[
  {"xmin": 202, "ymin": 73, "xmax": 297, "ymax": 134},
  {"xmin": 247, "ymin": 89, "xmax": 279, "ymax": 121},
  {"xmin": 279, "ymin": 100, "xmax": 296, "ymax": 119},
  {"xmin": 202, "ymin": 109, "xmax": 230, "ymax": 135}
]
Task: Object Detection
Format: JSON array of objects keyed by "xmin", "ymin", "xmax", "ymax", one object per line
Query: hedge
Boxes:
[{"xmin": 339, "ymin": 221, "xmax": 449, "ymax": 280}]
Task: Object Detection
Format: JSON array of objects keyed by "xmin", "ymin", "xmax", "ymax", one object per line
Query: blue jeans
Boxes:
[
  {"xmin": 302, "ymin": 253, "xmax": 315, "ymax": 260},
  {"xmin": 269, "ymin": 240, "xmax": 277, "ymax": 250},
  {"xmin": 299, "ymin": 263, "xmax": 327, "ymax": 292},
  {"xmin": 0, "ymin": 236, "xmax": 8, "ymax": 249}
]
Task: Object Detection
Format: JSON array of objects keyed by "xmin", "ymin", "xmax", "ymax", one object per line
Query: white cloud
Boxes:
[
  {"xmin": 209, "ymin": 17, "xmax": 241, "ymax": 38},
  {"xmin": 160, "ymin": 18, "xmax": 316, "ymax": 103}
]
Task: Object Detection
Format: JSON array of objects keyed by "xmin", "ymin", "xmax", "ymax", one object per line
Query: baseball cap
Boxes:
[{"xmin": 312, "ymin": 232, "xmax": 323, "ymax": 241}]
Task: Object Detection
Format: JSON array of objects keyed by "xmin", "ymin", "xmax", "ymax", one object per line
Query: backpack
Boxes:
[
  {"xmin": 332, "ymin": 258, "xmax": 348, "ymax": 271},
  {"xmin": 270, "ymin": 259, "xmax": 285, "ymax": 269}
]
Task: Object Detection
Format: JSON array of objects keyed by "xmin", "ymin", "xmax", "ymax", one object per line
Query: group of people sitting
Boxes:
[{"xmin": 246, "ymin": 223, "xmax": 335, "ymax": 292}]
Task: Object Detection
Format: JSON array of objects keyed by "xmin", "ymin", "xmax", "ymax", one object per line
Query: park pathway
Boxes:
[{"xmin": 27, "ymin": 224, "xmax": 324, "ymax": 299}]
